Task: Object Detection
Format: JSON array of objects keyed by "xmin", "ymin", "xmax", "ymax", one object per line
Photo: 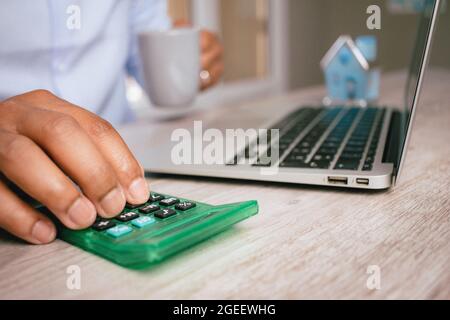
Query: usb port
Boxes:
[
  {"xmin": 328, "ymin": 176, "xmax": 348, "ymax": 185},
  {"xmin": 356, "ymin": 178, "xmax": 370, "ymax": 186}
]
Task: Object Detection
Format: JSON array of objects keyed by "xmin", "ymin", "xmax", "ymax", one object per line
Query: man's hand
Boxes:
[
  {"xmin": 174, "ymin": 20, "xmax": 224, "ymax": 90},
  {"xmin": 0, "ymin": 90, "xmax": 149, "ymax": 244},
  {"xmin": 199, "ymin": 30, "xmax": 224, "ymax": 90}
]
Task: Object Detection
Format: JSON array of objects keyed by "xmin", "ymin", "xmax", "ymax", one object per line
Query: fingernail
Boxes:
[
  {"xmin": 100, "ymin": 187, "xmax": 126, "ymax": 217},
  {"xmin": 68, "ymin": 197, "xmax": 96, "ymax": 228},
  {"xmin": 32, "ymin": 220, "xmax": 56, "ymax": 244},
  {"xmin": 127, "ymin": 177, "xmax": 149, "ymax": 204}
]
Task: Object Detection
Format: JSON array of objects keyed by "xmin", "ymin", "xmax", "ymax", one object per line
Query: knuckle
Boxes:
[
  {"xmin": 1, "ymin": 97, "xmax": 18, "ymax": 109},
  {"xmin": 0, "ymin": 134, "xmax": 32, "ymax": 162},
  {"xmin": 45, "ymin": 182, "xmax": 78, "ymax": 212},
  {"xmin": 87, "ymin": 117, "xmax": 116, "ymax": 139},
  {"xmin": 218, "ymin": 46, "xmax": 224, "ymax": 56},
  {"xmin": 0, "ymin": 99, "xmax": 18, "ymax": 121},
  {"xmin": 84, "ymin": 164, "xmax": 116, "ymax": 194},
  {"xmin": 42, "ymin": 114, "xmax": 80, "ymax": 139},
  {"xmin": 28, "ymin": 89, "xmax": 54, "ymax": 99},
  {"xmin": 116, "ymin": 154, "xmax": 141, "ymax": 178}
]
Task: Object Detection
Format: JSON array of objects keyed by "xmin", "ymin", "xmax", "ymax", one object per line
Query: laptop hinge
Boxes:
[{"xmin": 382, "ymin": 110, "xmax": 403, "ymax": 180}]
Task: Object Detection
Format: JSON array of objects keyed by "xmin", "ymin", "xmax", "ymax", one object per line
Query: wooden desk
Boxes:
[{"xmin": 0, "ymin": 70, "xmax": 449, "ymax": 299}]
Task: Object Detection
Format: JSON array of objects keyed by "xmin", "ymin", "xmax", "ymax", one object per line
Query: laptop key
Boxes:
[
  {"xmin": 367, "ymin": 150, "xmax": 376, "ymax": 157},
  {"xmin": 292, "ymin": 147, "xmax": 311, "ymax": 155},
  {"xmin": 318, "ymin": 147, "xmax": 337, "ymax": 155},
  {"xmin": 280, "ymin": 161, "xmax": 310, "ymax": 168},
  {"xmin": 343, "ymin": 146, "xmax": 365, "ymax": 153},
  {"xmin": 300, "ymin": 142, "xmax": 311, "ymax": 148},
  {"xmin": 365, "ymin": 156, "xmax": 375, "ymax": 164},
  {"xmin": 335, "ymin": 160, "xmax": 360, "ymax": 170},
  {"xmin": 315, "ymin": 153, "xmax": 334, "ymax": 161},
  {"xmin": 340, "ymin": 152, "xmax": 363, "ymax": 160},
  {"xmin": 346, "ymin": 141, "xmax": 366, "ymax": 148},
  {"xmin": 321, "ymin": 142, "xmax": 339, "ymax": 148},
  {"xmin": 309, "ymin": 161, "xmax": 330, "ymax": 169}
]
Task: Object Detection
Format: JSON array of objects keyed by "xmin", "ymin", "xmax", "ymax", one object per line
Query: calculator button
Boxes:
[
  {"xmin": 92, "ymin": 219, "xmax": 116, "ymax": 231},
  {"xmin": 139, "ymin": 204, "xmax": 160, "ymax": 214},
  {"xmin": 159, "ymin": 198, "xmax": 180, "ymax": 207},
  {"xmin": 149, "ymin": 194, "xmax": 165, "ymax": 202},
  {"xmin": 116, "ymin": 212, "xmax": 139, "ymax": 222},
  {"xmin": 106, "ymin": 225, "xmax": 133, "ymax": 238},
  {"xmin": 175, "ymin": 202, "xmax": 196, "ymax": 211},
  {"xmin": 132, "ymin": 216, "xmax": 156, "ymax": 228},
  {"xmin": 154, "ymin": 208, "xmax": 177, "ymax": 219},
  {"xmin": 125, "ymin": 203, "xmax": 143, "ymax": 209}
]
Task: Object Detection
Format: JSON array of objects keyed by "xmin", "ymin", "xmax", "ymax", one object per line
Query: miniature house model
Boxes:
[{"xmin": 321, "ymin": 35, "xmax": 380, "ymax": 103}]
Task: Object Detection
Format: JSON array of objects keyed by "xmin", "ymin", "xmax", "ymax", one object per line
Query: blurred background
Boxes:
[{"xmin": 166, "ymin": 0, "xmax": 449, "ymax": 99}]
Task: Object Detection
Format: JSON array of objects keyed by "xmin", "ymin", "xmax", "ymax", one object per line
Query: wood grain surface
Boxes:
[{"xmin": 0, "ymin": 69, "xmax": 448, "ymax": 300}]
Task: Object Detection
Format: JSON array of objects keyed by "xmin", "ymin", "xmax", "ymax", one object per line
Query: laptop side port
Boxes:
[
  {"xmin": 356, "ymin": 178, "xmax": 370, "ymax": 186},
  {"xmin": 328, "ymin": 176, "xmax": 348, "ymax": 185}
]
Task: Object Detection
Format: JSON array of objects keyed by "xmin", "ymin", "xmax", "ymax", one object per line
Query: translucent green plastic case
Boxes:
[{"xmin": 41, "ymin": 194, "xmax": 258, "ymax": 269}]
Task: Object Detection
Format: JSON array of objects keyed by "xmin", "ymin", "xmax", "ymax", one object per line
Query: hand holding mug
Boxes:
[{"xmin": 174, "ymin": 20, "xmax": 224, "ymax": 91}]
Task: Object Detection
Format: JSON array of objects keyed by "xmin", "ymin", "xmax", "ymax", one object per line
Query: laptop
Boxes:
[{"xmin": 123, "ymin": 0, "xmax": 441, "ymax": 190}]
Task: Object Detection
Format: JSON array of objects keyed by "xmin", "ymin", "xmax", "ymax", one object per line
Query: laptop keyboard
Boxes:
[{"xmin": 231, "ymin": 106, "xmax": 386, "ymax": 171}]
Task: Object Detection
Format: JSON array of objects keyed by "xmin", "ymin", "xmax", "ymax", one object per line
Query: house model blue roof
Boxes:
[
  {"xmin": 320, "ymin": 35, "xmax": 379, "ymax": 102},
  {"xmin": 320, "ymin": 35, "xmax": 371, "ymax": 71}
]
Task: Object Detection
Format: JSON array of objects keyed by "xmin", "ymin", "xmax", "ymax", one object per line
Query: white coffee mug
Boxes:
[{"xmin": 138, "ymin": 28, "xmax": 200, "ymax": 108}]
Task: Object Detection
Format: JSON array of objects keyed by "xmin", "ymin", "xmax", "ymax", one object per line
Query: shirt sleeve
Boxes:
[{"xmin": 126, "ymin": 0, "xmax": 172, "ymax": 86}]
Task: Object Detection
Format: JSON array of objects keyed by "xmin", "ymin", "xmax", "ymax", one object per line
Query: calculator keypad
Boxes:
[
  {"xmin": 116, "ymin": 212, "xmax": 139, "ymax": 222},
  {"xmin": 106, "ymin": 225, "xmax": 133, "ymax": 238},
  {"xmin": 139, "ymin": 204, "xmax": 160, "ymax": 214},
  {"xmin": 159, "ymin": 198, "xmax": 180, "ymax": 207},
  {"xmin": 92, "ymin": 219, "xmax": 116, "ymax": 231},
  {"xmin": 125, "ymin": 203, "xmax": 143, "ymax": 209},
  {"xmin": 154, "ymin": 208, "xmax": 177, "ymax": 219},
  {"xmin": 175, "ymin": 202, "xmax": 196, "ymax": 211},
  {"xmin": 149, "ymin": 194, "xmax": 165, "ymax": 202},
  {"xmin": 92, "ymin": 193, "xmax": 198, "ymax": 237},
  {"xmin": 132, "ymin": 216, "xmax": 156, "ymax": 228}
]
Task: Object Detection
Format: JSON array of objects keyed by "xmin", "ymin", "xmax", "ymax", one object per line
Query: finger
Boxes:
[
  {"xmin": 209, "ymin": 61, "xmax": 224, "ymax": 86},
  {"xmin": 15, "ymin": 106, "xmax": 125, "ymax": 218},
  {"xmin": 173, "ymin": 19, "xmax": 191, "ymax": 28},
  {"xmin": 201, "ymin": 41, "xmax": 224, "ymax": 71},
  {"xmin": 0, "ymin": 180, "xmax": 56, "ymax": 244},
  {"xmin": 0, "ymin": 130, "xmax": 96, "ymax": 229},
  {"xmin": 67, "ymin": 112, "xmax": 149, "ymax": 205},
  {"xmin": 14, "ymin": 91, "xmax": 149, "ymax": 206},
  {"xmin": 200, "ymin": 31, "xmax": 217, "ymax": 52},
  {"xmin": 201, "ymin": 61, "xmax": 224, "ymax": 91}
]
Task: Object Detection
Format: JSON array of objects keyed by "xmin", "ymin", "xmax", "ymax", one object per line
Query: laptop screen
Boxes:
[
  {"xmin": 398, "ymin": 0, "xmax": 441, "ymax": 177},
  {"xmin": 294, "ymin": 0, "xmax": 441, "ymax": 178}
]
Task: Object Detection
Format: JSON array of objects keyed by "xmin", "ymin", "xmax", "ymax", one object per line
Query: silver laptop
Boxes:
[{"xmin": 124, "ymin": 0, "xmax": 441, "ymax": 190}]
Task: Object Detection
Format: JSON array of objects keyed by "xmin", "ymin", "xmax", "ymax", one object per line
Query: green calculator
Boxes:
[{"xmin": 40, "ymin": 193, "xmax": 258, "ymax": 269}]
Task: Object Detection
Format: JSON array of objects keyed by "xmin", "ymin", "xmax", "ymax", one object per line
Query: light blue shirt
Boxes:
[{"xmin": 0, "ymin": 0, "xmax": 171, "ymax": 126}]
